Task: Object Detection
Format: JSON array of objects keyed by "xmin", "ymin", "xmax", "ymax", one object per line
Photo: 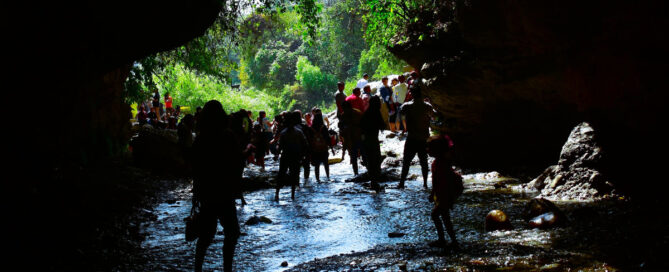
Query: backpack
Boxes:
[
  {"xmin": 449, "ymin": 170, "xmax": 464, "ymax": 199},
  {"xmin": 311, "ymin": 128, "xmax": 328, "ymax": 152}
]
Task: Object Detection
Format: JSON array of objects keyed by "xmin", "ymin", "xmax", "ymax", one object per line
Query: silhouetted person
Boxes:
[
  {"xmin": 361, "ymin": 96, "xmax": 386, "ymax": 191},
  {"xmin": 427, "ymin": 135, "xmax": 460, "ymax": 248},
  {"xmin": 275, "ymin": 112, "xmax": 308, "ymax": 201},
  {"xmin": 339, "ymin": 100, "xmax": 362, "ymax": 175},
  {"xmin": 399, "ymin": 83, "xmax": 435, "ymax": 189},
  {"xmin": 309, "ymin": 110, "xmax": 330, "ymax": 181},
  {"xmin": 191, "ymin": 100, "xmax": 243, "ymax": 272},
  {"xmin": 295, "ymin": 110, "xmax": 312, "ymax": 182},
  {"xmin": 334, "ymin": 82, "xmax": 346, "ymax": 119}
]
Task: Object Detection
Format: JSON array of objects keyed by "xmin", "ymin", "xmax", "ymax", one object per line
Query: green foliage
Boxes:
[
  {"xmin": 154, "ymin": 64, "xmax": 282, "ymax": 117},
  {"xmin": 362, "ymin": 0, "xmax": 455, "ymax": 47},
  {"xmin": 295, "ymin": 56, "xmax": 337, "ymax": 103},
  {"xmin": 357, "ymin": 44, "xmax": 407, "ymax": 80}
]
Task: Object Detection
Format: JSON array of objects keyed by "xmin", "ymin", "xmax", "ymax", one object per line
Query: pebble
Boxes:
[{"xmin": 281, "ymin": 261, "xmax": 288, "ymax": 267}]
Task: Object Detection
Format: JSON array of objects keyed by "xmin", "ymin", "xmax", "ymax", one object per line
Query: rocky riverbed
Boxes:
[{"xmin": 122, "ymin": 130, "xmax": 666, "ymax": 271}]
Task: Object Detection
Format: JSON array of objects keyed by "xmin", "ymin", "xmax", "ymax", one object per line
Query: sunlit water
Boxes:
[{"xmin": 139, "ymin": 132, "xmax": 635, "ymax": 271}]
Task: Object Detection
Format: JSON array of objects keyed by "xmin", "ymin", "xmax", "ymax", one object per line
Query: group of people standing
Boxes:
[
  {"xmin": 136, "ymin": 89, "xmax": 180, "ymax": 129},
  {"xmin": 335, "ymin": 71, "xmax": 434, "ymax": 190},
  {"xmin": 179, "ymin": 72, "xmax": 462, "ymax": 272}
]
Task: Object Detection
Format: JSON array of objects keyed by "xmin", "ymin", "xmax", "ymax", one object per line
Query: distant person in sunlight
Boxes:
[
  {"xmin": 152, "ymin": 89, "xmax": 161, "ymax": 121},
  {"xmin": 275, "ymin": 111, "xmax": 309, "ymax": 201},
  {"xmin": 427, "ymin": 134, "xmax": 462, "ymax": 248},
  {"xmin": 398, "ymin": 83, "xmax": 435, "ymax": 189},
  {"xmin": 361, "ymin": 85, "xmax": 372, "ymax": 112},
  {"xmin": 377, "ymin": 76, "xmax": 394, "ymax": 130},
  {"xmin": 334, "ymin": 82, "xmax": 346, "ymax": 119},
  {"xmin": 356, "ymin": 73, "xmax": 369, "ymax": 89},
  {"xmin": 191, "ymin": 100, "xmax": 243, "ymax": 272},
  {"xmin": 346, "ymin": 87, "xmax": 365, "ymax": 114},
  {"xmin": 392, "ymin": 75, "xmax": 409, "ymax": 133},
  {"xmin": 164, "ymin": 92, "xmax": 173, "ymax": 117}
]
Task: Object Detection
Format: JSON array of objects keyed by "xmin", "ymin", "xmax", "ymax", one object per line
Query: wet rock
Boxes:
[
  {"xmin": 245, "ymin": 216, "xmax": 272, "ymax": 225},
  {"xmin": 528, "ymin": 212, "xmax": 561, "ymax": 229},
  {"xmin": 130, "ymin": 125, "xmax": 187, "ymax": 174},
  {"xmin": 345, "ymin": 169, "xmax": 400, "ymax": 183},
  {"xmin": 484, "ymin": 210, "xmax": 513, "ymax": 231},
  {"xmin": 386, "ymin": 133, "xmax": 397, "ymax": 139},
  {"xmin": 523, "ymin": 198, "xmax": 566, "ymax": 228},
  {"xmin": 523, "ymin": 198, "xmax": 563, "ymax": 220},
  {"xmin": 524, "ymin": 123, "xmax": 616, "ymax": 200},
  {"xmin": 385, "ymin": 150, "xmax": 397, "ymax": 158},
  {"xmin": 281, "ymin": 261, "xmax": 288, "ymax": 267},
  {"xmin": 388, "ymin": 232, "xmax": 405, "ymax": 238},
  {"xmin": 382, "ymin": 158, "xmax": 401, "ymax": 168}
]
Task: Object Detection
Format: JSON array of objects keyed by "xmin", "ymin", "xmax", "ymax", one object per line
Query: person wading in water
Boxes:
[
  {"xmin": 191, "ymin": 100, "xmax": 244, "ymax": 272},
  {"xmin": 398, "ymin": 82, "xmax": 435, "ymax": 189}
]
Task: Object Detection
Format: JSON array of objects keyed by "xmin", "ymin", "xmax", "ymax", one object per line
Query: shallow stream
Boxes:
[{"xmin": 138, "ymin": 132, "xmax": 653, "ymax": 271}]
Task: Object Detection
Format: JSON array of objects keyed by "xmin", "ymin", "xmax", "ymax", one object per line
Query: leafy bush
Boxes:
[
  {"xmin": 295, "ymin": 56, "xmax": 337, "ymax": 105},
  {"xmin": 154, "ymin": 64, "xmax": 282, "ymax": 117}
]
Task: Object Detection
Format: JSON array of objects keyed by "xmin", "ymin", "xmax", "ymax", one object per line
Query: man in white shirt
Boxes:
[
  {"xmin": 356, "ymin": 73, "xmax": 369, "ymax": 89},
  {"xmin": 392, "ymin": 75, "xmax": 409, "ymax": 132}
]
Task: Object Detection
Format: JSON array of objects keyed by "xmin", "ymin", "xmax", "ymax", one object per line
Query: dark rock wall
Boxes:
[
  {"xmin": 390, "ymin": 1, "xmax": 669, "ymax": 195},
  {"xmin": 6, "ymin": 0, "xmax": 222, "ymax": 171}
]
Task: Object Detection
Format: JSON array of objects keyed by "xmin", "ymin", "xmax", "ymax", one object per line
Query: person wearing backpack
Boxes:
[
  {"xmin": 310, "ymin": 110, "xmax": 330, "ymax": 181},
  {"xmin": 426, "ymin": 134, "xmax": 462, "ymax": 249}
]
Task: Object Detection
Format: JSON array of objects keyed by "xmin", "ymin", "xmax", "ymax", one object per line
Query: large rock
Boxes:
[
  {"xmin": 525, "ymin": 123, "xmax": 615, "ymax": 200},
  {"xmin": 130, "ymin": 125, "xmax": 186, "ymax": 174},
  {"xmin": 388, "ymin": 0, "xmax": 669, "ymax": 197}
]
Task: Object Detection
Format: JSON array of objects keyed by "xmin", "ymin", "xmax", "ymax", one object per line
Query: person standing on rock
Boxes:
[
  {"xmin": 361, "ymin": 85, "xmax": 373, "ymax": 112},
  {"xmin": 427, "ymin": 134, "xmax": 461, "ymax": 248},
  {"xmin": 334, "ymin": 82, "xmax": 346, "ymax": 119},
  {"xmin": 191, "ymin": 100, "xmax": 243, "ymax": 272},
  {"xmin": 377, "ymin": 76, "xmax": 394, "ymax": 130},
  {"xmin": 361, "ymin": 96, "xmax": 386, "ymax": 191},
  {"xmin": 164, "ymin": 92, "xmax": 174, "ymax": 118},
  {"xmin": 275, "ymin": 111, "xmax": 309, "ymax": 201},
  {"xmin": 398, "ymin": 83, "xmax": 435, "ymax": 189},
  {"xmin": 356, "ymin": 73, "xmax": 369, "ymax": 89},
  {"xmin": 346, "ymin": 87, "xmax": 365, "ymax": 113},
  {"xmin": 152, "ymin": 89, "xmax": 161, "ymax": 122},
  {"xmin": 392, "ymin": 75, "xmax": 409, "ymax": 133}
]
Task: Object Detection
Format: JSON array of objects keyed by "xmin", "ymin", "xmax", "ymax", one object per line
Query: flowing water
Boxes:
[{"xmin": 138, "ymin": 133, "xmax": 654, "ymax": 271}]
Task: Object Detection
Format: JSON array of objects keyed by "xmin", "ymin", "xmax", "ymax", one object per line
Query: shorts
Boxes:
[{"xmin": 311, "ymin": 151, "xmax": 328, "ymax": 166}]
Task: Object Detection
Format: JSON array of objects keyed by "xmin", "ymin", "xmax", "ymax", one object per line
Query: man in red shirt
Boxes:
[{"xmin": 345, "ymin": 87, "xmax": 364, "ymax": 113}]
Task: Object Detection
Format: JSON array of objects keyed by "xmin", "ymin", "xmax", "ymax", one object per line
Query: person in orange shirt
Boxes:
[{"xmin": 164, "ymin": 92, "xmax": 174, "ymax": 119}]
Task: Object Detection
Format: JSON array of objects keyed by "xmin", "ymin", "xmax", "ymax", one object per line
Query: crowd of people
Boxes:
[
  {"xmin": 136, "ymin": 72, "xmax": 463, "ymax": 272},
  {"xmin": 135, "ymin": 90, "xmax": 181, "ymax": 130}
]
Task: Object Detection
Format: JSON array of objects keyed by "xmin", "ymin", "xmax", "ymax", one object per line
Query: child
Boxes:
[{"xmin": 427, "ymin": 134, "xmax": 463, "ymax": 248}]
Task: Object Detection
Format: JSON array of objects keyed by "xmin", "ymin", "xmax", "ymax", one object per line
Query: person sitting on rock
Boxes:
[{"xmin": 427, "ymin": 134, "xmax": 462, "ymax": 248}]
